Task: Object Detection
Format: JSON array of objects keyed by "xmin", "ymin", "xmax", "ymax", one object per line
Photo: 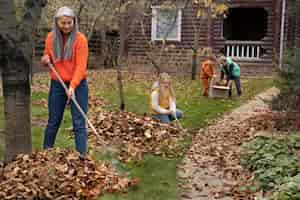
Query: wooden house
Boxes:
[{"xmin": 126, "ymin": 0, "xmax": 300, "ymax": 76}]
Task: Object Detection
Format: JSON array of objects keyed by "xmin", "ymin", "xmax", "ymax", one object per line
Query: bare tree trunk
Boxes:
[
  {"xmin": 191, "ymin": 49, "xmax": 198, "ymax": 80},
  {"xmin": 191, "ymin": 22, "xmax": 200, "ymax": 80},
  {"xmin": 100, "ymin": 27, "xmax": 109, "ymax": 68},
  {"xmin": 146, "ymin": 53, "xmax": 161, "ymax": 74},
  {"xmin": 191, "ymin": 2, "xmax": 202, "ymax": 80},
  {"xmin": 207, "ymin": 7, "xmax": 213, "ymax": 49},
  {"xmin": 0, "ymin": 0, "xmax": 46, "ymax": 161},
  {"xmin": 140, "ymin": 20, "xmax": 161, "ymax": 74},
  {"xmin": 273, "ymin": 0, "xmax": 281, "ymax": 65},
  {"xmin": 77, "ymin": 0, "xmax": 85, "ymax": 24},
  {"xmin": 116, "ymin": 13, "xmax": 127, "ymax": 111},
  {"xmin": 116, "ymin": 68, "xmax": 125, "ymax": 111},
  {"xmin": 2, "ymin": 76, "xmax": 31, "ymax": 161}
]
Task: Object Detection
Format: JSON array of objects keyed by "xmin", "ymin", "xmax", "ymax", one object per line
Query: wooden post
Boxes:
[{"xmin": 274, "ymin": 0, "xmax": 281, "ymax": 56}]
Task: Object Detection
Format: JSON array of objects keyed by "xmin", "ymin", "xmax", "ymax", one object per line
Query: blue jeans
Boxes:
[
  {"xmin": 152, "ymin": 109, "xmax": 183, "ymax": 124},
  {"xmin": 228, "ymin": 77, "xmax": 242, "ymax": 96},
  {"xmin": 43, "ymin": 79, "xmax": 88, "ymax": 155}
]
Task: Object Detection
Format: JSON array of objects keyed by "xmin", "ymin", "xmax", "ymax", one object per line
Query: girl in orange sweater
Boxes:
[{"xmin": 41, "ymin": 6, "xmax": 89, "ymax": 156}]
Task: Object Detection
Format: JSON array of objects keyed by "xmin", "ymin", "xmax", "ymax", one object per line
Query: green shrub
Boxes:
[
  {"xmin": 241, "ymin": 135, "xmax": 300, "ymax": 191},
  {"xmin": 269, "ymin": 174, "xmax": 300, "ymax": 200}
]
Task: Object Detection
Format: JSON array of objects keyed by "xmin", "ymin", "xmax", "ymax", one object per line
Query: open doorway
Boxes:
[{"xmin": 223, "ymin": 7, "xmax": 268, "ymax": 41}]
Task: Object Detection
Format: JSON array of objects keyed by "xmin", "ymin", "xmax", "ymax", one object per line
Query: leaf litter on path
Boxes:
[{"xmin": 178, "ymin": 88, "xmax": 297, "ymax": 200}]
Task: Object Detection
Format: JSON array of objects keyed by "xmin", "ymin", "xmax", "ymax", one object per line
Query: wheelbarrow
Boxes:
[{"xmin": 209, "ymin": 77, "xmax": 231, "ymax": 98}]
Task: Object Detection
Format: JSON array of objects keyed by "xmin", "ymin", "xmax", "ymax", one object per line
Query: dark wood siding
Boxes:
[
  {"xmin": 127, "ymin": 2, "xmax": 209, "ymax": 73},
  {"xmin": 127, "ymin": 0, "xmax": 278, "ymax": 75}
]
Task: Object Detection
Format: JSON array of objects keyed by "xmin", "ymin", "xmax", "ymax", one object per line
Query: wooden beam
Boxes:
[{"xmin": 274, "ymin": 0, "xmax": 281, "ymax": 52}]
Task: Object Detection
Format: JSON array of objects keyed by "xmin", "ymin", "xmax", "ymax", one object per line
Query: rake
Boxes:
[
  {"xmin": 173, "ymin": 112, "xmax": 184, "ymax": 131},
  {"xmin": 47, "ymin": 62, "xmax": 108, "ymax": 147}
]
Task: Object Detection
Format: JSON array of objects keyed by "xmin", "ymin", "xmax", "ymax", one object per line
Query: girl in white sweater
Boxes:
[{"xmin": 150, "ymin": 73, "xmax": 183, "ymax": 123}]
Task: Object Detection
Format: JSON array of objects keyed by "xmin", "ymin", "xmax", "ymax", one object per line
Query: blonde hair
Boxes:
[
  {"xmin": 158, "ymin": 73, "xmax": 176, "ymax": 102},
  {"xmin": 159, "ymin": 72, "xmax": 170, "ymax": 82},
  {"xmin": 218, "ymin": 55, "xmax": 227, "ymax": 64},
  {"xmin": 200, "ymin": 47, "xmax": 218, "ymax": 64}
]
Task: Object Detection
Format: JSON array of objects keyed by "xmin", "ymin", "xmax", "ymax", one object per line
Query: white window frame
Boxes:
[{"xmin": 151, "ymin": 6, "xmax": 182, "ymax": 41}]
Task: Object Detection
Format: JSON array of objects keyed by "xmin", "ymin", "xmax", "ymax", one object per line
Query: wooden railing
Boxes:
[{"xmin": 224, "ymin": 41, "xmax": 264, "ymax": 60}]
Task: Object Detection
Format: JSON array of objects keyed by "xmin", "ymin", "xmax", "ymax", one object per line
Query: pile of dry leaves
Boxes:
[
  {"xmin": 88, "ymin": 96, "xmax": 106, "ymax": 110},
  {"xmin": 0, "ymin": 148, "xmax": 137, "ymax": 200},
  {"xmin": 88, "ymin": 111, "xmax": 185, "ymax": 161},
  {"xmin": 32, "ymin": 98, "xmax": 48, "ymax": 108},
  {"xmin": 32, "ymin": 96, "xmax": 106, "ymax": 110}
]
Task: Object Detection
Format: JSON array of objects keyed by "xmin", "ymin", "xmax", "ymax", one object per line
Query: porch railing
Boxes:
[{"xmin": 224, "ymin": 41, "xmax": 264, "ymax": 60}]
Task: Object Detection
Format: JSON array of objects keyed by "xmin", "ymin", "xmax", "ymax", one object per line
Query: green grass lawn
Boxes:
[
  {"xmin": 98, "ymin": 77, "xmax": 274, "ymax": 128},
  {"xmin": 0, "ymin": 72, "xmax": 274, "ymax": 200},
  {"xmin": 100, "ymin": 155, "xmax": 180, "ymax": 200}
]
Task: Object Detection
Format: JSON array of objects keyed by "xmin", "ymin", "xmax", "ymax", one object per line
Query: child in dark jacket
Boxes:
[{"xmin": 218, "ymin": 56, "xmax": 242, "ymax": 96}]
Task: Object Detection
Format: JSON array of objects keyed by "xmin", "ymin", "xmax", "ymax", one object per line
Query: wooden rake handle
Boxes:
[{"xmin": 47, "ymin": 62, "xmax": 106, "ymax": 145}]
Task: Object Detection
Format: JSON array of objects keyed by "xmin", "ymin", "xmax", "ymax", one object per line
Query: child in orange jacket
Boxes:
[{"xmin": 199, "ymin": 55, "xmax": 215, "ymax": 96}]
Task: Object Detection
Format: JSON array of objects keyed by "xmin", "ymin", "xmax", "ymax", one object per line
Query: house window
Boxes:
[
  {"xmin": 151, "ymin": 6, "xmax": 182, "ymax": 41},
  {"xmin": 223, "ymin": 7, "xmax": 268, "ymax": 41}
]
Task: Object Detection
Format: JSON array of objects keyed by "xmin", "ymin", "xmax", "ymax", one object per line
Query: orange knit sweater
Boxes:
[
  {"xmin": 199, "ymin": 60, "xmax": 214, "ymax": 79},
  {"xmin": 43, "ymin": 32, "xmax": 88, "ymax": 89}
]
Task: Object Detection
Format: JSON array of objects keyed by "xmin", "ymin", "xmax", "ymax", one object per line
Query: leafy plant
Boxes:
[
  {"xmin": 269, "ymin": 174, "xmax": 300, "ymax": 200},
  {"xmin": 241, "ymin": 135, "xmax": 300, "ymax": 191}
]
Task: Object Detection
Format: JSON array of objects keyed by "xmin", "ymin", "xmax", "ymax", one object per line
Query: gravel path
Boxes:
[{"xmin": 178, "ymin": 87, "xmax": 280, "ymax": 200}]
